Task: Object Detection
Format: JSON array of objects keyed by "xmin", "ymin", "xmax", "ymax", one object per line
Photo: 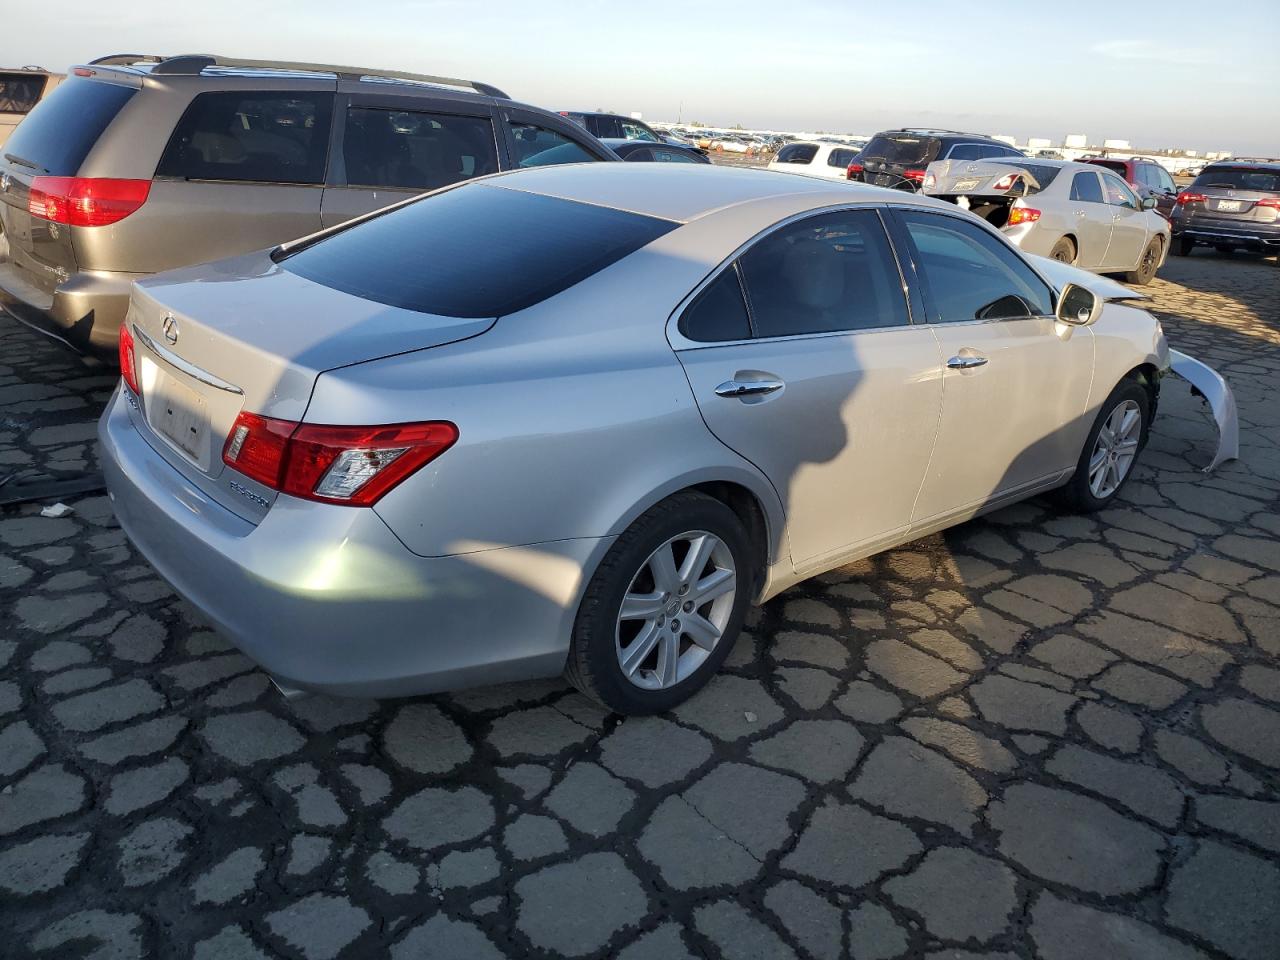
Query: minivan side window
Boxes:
[
  {"xmin": 508, "ymin": 122, "xmax": 597, "ymax": 167},
  {"xmin": 156, "ymin": 92, "xmax": 333, "ymax": 185},
  {"xmin": 1070, "ymin": 172, "xmax": 1105, "ymax": 203},
  {"xmin": 738, "ymin": 210, "xmax": 910, "ymax": 337},
  {"xmin": 897, "ymin": 211, "xmax": 1053, "ymax": 322},
  {"xmin": 343, "ymin": 107, "xmax": 498, "ymax": 191}
]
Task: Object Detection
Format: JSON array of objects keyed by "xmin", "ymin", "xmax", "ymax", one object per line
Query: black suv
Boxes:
[
  {"xmin": 1170, "ymin": 160, "xmax": 1280, "ymax": 256},
  {"xmin": 848, "ymin": 128, "xmax": 1025, "ymax": 191}
]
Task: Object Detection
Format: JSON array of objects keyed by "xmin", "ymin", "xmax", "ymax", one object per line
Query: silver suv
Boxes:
[{"xmin": 0, "ymin": 54, "xmax": 617, "ymax": 356}]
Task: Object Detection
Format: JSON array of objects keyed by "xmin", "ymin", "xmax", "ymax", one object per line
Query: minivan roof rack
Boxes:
[
  {"xmin": 89, "ymin": 54, "xmax": 165, "ymax": 67},
  {"xmin": 132, "ymin": 54, "xmax": 508, "ymax": 99}
]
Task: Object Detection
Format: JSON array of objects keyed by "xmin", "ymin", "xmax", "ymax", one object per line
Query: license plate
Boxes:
[
  {"xmin": 952, "ymin": 178, "xmax": 981, "ymax": 192},
  {"xmin": 149, "ymin": 370, "xmax": 208, "ymax": 463},
  {"xmin": 1216, "ymin": 199, "xmax": 1242, "ymax": 211}
]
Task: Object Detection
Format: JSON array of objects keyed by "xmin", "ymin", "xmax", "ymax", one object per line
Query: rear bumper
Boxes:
[
  {"xmin": 1172, "ymin": 216, "xmax": 1280, "ymax": 249},
  {"xmin": 0, "ymin": 260, "xmax": 139, "ymax": 355},
  {"xmin": 99, "ymin": 387, "xmax": 599, "ymax": 697}
]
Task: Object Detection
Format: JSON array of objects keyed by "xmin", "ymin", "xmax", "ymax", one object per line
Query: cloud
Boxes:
[{"xmin": 1091, "ymin": 40, "xmax": 1215, "ymax": 66}]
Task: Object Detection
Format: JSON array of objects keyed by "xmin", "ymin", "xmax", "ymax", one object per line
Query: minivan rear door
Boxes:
[{"xmin": 320, "ymin": 91, "xmax": 502, "ymax": 227}]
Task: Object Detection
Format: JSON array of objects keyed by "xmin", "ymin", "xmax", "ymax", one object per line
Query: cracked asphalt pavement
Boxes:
[{"xmin": 1, "ymin": 251, "xmax": 1278, "ymax": 960}]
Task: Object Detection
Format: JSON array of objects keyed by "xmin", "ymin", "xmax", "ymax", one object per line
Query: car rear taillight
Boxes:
[
  {"xmin": 846, "ymin": 162, "xmax": 863, "ymax": 180},
  {"xmin": 118, "ymin": 324, "xmax": 141, "ymax": 395},
  {"xmin": 28, "ymin": 176, "xmax": 151, "ymax": 227},
  {"xmin": 222, "ymin": 413, "xmax": 458, "ymax": 507},
  {"xmin": 904, "ymin": 169, "xmax": 926, "ymax": 185},
  {"xmin": 1176, "ymin": 191, "xmax": 1206, "ymax": 205},
  {"xmin": 1007, "ymin": 207, "xmax": 1041, "ymax": 226},
  {"xmin": 992, "ymin": 174, "xmax": 1018, "ymax": 191},
  {"xmin": 1256, "ymin": 197, "xmax": 1280, "ymax": 209}
]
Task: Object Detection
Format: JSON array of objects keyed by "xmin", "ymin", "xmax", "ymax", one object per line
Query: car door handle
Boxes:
[
  {"xmin": 1073, "ymin": 209, "xmax": 1086, "ymax": 216},
  {"xmin": 946, "ymin": 355, "xmax": 988, "ymax": 369},
  {"xmin": 715, "ymin": 378, "xmax": 785, "ymax": 398}
]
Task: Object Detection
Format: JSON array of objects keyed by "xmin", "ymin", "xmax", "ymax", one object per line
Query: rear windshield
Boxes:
[
  {"xmin": 0, "ymin": 73, "xmax": 48, "ymax": 115},
  {"xmin": 1086, "ymin": 159, "xmax": 1126, "ymax": 175},
  {"xmin": 1192, "ymin": 166, "xmax": 1280, "ymax": 192},
  {"xmin": 2, "ymin": 77, "xmax": 135, "ymax": 176},
  {"xmin": 862, "ymin": 134, "xmax": 939, "ymax": 165},
  {"xmin": 989, "ymin": 161, "xmax": 1063, "ymax": 193},
  {"xmin": 776, "ymin": 143, "xmax": 818, "ymax": 164},
  {"xmin": 281, "ymin": 183, "xmax": 677, "ymax": 318}
]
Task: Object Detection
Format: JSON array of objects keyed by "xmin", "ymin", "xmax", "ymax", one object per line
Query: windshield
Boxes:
[
  {"xmin": 1193, "ymin": 167, "xmax": 1280, "ymax": 192},
  {"xmin": 282, "ymin": 183, "xmax": 677, "ymax": 318},
  {"xmin": 989, "ymin": 161, "xmax": 1063, "ymax": 193},
  {"xmin": 861, "ymin": 134, "xmax": 939, "ymax": 165}
]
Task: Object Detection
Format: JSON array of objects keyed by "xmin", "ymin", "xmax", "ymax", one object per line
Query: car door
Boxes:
[
  {"xmin": 320, "ymin": 94, "xmax": 501, "ymax": 227},
  {"xmin": 1150, "ymin": 164, "xmax": 1178, "ymax": 219},
  {"xmin": 671, "ymin": 208, "xmax": 944, "ymax": 572},
  {"xmin": 886, "ymin": 208, "xmax": 1093, "ymax": 526},
  {"xmin": 1066, "ymin": 171, "xmax": 1114, "ymax": 269},
  {"xmin": 499, "ymin": 108, "xmax": 614, "ymax": 168},
  {"xmin": 1100, "ymin": 172, "xmax": 1150, "ymax": 269}
]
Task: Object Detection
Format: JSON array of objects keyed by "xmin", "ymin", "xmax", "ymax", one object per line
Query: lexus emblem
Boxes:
[{"xmin": 162, "ymin": 314, "xmax": 179, "ymax": 345}]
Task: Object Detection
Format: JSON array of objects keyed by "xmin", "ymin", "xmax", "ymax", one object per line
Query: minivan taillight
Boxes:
[
  {"xmin": 118, "ymin": 324, "xmax": 140, "ymax": 395},
  {"xmin": 28, "ymin": 176, "xmax": 151, "ymax": 227},
  {"xmin": 222, "ymin": 414, "xmax": 458, "ymax": 507}
]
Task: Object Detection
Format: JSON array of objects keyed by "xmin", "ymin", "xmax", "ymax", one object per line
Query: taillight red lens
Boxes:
[
  {"xmin": 1176, "ymin": 191, "xmax": 1206, "ymax": 205},
  {"xmin": 1007, "ymin": 207, "xmax": 1042, "ymax": 226},
  {"xmin": 992, "ymin": 174, "xmax": 1018, "ymax": 190},
  {"xmin": 904, "ymin": 169, "xmax": 926, "ymax": 183},
  {"xmin": 118, "ymin": 324, "xmax": 141, "ymax": 395},
  {"xmin": 846, "ymin": 162, "xmax": 864, "ymax": 180},
  {"xmin": 28, "ymin": 176, "xmax": 151, "ymax": 227},
  {"xmin": 222, "ymin": 414, "xmax": 458, "ymax": 507},
  {"xmin": 1256, "ymin": 197, "xmax": 1280, "ymax": 209}
]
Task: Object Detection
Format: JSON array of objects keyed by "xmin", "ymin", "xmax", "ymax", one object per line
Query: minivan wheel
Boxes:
[
  {"xmin": 1124, "ymin": 238, "xmax": 1162, "ymax": 285},
  {"xmin": 1049, "ymin": 237, "xmax": 1077, "ymax": 263},
  {"xmin": 1174, "ymin": 236, "xmax": 1195, "ymax": 256},
  {"xmin": 1054, "ymin": 380, "xmax": 1150, "ymax": 513},
  {"xmin": 566, "ymin": 492, "xmax": 751, "ymax": 715}
]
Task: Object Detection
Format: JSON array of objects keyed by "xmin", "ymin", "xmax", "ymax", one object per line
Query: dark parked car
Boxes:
[
  {"xmin": 0, "ymin": 53, "xmax": 617, "ymax": 356},
  {"xmin": 560, "ymin": 111, "xmax": 701, "ymax": 151},
  {"xmin": 847, "ymin": 128, "xmax": 1024, "ymax": 191},
  {"xmin": 599, "ymin": 138, "xmax": 709, "ymax": 164},
  {"xmin": 1081, "ymin": 156, "xmax": 1179, "ymax": 219},
  {"xmin": 1170, "ymin": 160, "xmax": 1280, "ymax": 255}
]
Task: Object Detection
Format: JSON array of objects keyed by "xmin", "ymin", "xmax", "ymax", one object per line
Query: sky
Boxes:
[{"xmin": 5, "ymin": 0, "xmax": 1279, "ymax": 155}]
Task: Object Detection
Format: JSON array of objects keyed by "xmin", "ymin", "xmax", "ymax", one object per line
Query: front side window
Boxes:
[
  {"xmin": 621, "ymin": 120, "xmax": 659, "ymax": 142},
  {"xmin": 1154, "ymin": 166, "xmax": 1176, "ymax": 193},
  {"xmin": 508, "ymin": 122, "xmax": 597, "ymax": 167},
  {"xmin": 738, "ymin": 210, "xmax": 910, "ymax": 337},
  {"xmin": 897, "ymin": 211, "xmax": 1053, "ymax": 322},
  {"xmin": 1101, "ymin": 173, "xmax": 1139, "ymax": 209},
  {"xmin": 1070, "ymin": 172, "xmax": 1105, "ymax": 203},
  {"xmin": 156, "ymin": 91, "xmax": 333, "ymax": 184},
  {"xmin": 343, "ymin": 107, "xmax": 497, "ymax": 190}
]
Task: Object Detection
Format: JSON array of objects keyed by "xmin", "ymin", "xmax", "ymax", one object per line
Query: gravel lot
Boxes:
[{"xmin": 1, "ymin": 249, "xmax": 1277, "ymax": 960}]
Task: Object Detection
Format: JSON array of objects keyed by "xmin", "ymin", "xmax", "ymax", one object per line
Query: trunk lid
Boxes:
[
  {"xmin": 923, "ymin": 159, "xmax": 1041, "ymax": 198},
  {"xmin": 127, "ymin": 250, "xmax": 495, "ymax": 522}
]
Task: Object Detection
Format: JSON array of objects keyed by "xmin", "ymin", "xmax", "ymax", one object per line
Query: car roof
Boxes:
[
  {"xmin": 880, "ymin": 128, "xmax": 1001, "ymax": 141},
  {"xmin": 482, "ymin": 162, "xmax": 899, "ymax": 222}
]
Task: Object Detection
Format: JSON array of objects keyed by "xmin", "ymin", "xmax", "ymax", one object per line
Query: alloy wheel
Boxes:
[
  {"xmin": 1088, "ymin": 400, "xmax": 1142, "ymax": 499},
  {"xmin": 615, "ymin": 530, "xmax": 737, "ymax": 690}
]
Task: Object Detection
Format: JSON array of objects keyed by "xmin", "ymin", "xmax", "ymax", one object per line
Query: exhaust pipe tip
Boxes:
[{"xmin": 269, "ymin": 676, "xmax": 309, "ymax": 700}]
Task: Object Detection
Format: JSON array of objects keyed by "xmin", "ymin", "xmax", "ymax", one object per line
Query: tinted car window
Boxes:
[
  {"xmin": 508, "ymin": 122, "xmax": 596, "ymax": 167},
  {"xmin": 1070, "ymin": 172, "xmax": 1105, "ymax": 203},
  {"xmin": 652, "ymin": 147, "xmax": 702, "ymax": 163},
  {"xmin": 1193, "ymin": 166, "xmax": 1280, "ymax": 192},
  {"xmin": 863, "ymin": 134, "xmax": 938, "ymax": 165},
  {"xmin": 738, "ymin": 210, "xmax": 909, "ymax": 337},
  {"xmin": 898, "ymin": 211, "xmax": 1053, "ymax": 322},
  {"xmin": 621, "ymin": 120, "xmax": 659, "ymax": 142},
  {"xmin": 946, "ymin": 144, "xmax": 989, "ymax": 161},
  {"xmin": 157, "ymin": 91, "xmax": 332, "ymax": 184},
  {"xmin": 620, "ymin": 146, "xmax": 654, "ymax": 162},
  {"xmin": 2, "ymin": 77, "xmax": 135, "ymax": 176},
  {"xmin": 776, "ymin": 143, "xmax": 818, "ymax": 164},
  {"xmin": 989, "ymin": 160, "xmax": 1061, "ymax": 193},
  {"xmin": 1101, "ymin": 173, "xmax": 1139, "ymax": 209},
  {"xmin": 343, "ymin": 107, "xmax": 497, "ymax": 190},
  {"xmin": 1154, "ymin": 166, "xmax": 1176, "ymax": 193},
  {"xmin": 680, "ymin": 265, "xmax": 751, "ymax": 342},
  {"xmin": 0, "ymin": 73, "xmax": 48, "ymax": 114},
  {"xmin": 281, "ymin": 183, "xmax": 675, "ymax": 318},
  {"xmin": 828, "ymin": 148, "xmax": 858, "ymax": 168}
]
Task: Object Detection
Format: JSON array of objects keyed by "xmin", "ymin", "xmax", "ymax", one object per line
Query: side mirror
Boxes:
[
  {"xmin": 1142, "ymin": 196, "xmax": 1158, "ymax": 210},
  {"xmin": 1057, "ymin": 283, "xmax": 1100, "ymax": 325}
]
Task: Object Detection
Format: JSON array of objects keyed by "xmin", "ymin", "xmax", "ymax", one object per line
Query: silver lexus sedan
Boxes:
[{"xmin": 100, "ymin": 164, "xmax": 1170, "ymax": 714}]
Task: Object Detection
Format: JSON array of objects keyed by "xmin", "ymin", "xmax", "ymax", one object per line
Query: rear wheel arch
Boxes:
[{"xmin": 689, "ymin": 480, "xmax": 772, "ymax": 598}]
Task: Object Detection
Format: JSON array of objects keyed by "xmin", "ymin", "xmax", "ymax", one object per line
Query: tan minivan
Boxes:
[
  {"xmin": 0, "ymin": 66, "xmax": 63, "ymax": 148},
  {"xmin": 0, "ymin": 54, "xmax": 618, "ymax": 356}
]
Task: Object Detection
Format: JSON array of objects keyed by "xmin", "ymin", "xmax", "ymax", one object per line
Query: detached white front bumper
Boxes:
[{"xmin": 1168, "ymin": 350, "xmax": 1239, "ymax": 472}]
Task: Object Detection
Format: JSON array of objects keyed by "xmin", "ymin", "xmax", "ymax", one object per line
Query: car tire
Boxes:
[
  {"xmin": 1054, "ymin": 379, "xmax": 1150, "ymax": 513},
  {"xmin": 565, "ymin": 491, "xmax": 752, "ymax": 715},
  {"xmin": 1049, "ymin": 237, "xmax": 1077, "ymax": 263},
  {"xmin": 1174, "ymin": 236, "xmax": 1194, "ymax": 256},
  {"xmin": 1124, "ymin": 238, "xmax": 1163, "ymax": 285}
]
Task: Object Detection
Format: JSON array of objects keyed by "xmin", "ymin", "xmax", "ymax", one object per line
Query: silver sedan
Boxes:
[
  {"xmin": 923, "ymin": 158, "xmax": 1171, "ymax": 283},
  {"xmin": 101, "ymin": 164, "xmax": 1170, "ymax": 714}
]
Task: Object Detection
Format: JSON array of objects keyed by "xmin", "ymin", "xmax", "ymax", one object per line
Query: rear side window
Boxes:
[
  {"xmin": 652, "ymin": 148, "xmax": 702, "ymax": 164},
  {"xmin": 281, "ymin": 183, "xmax": 676, "ymax": 317},
  {"xmin": 1070, "ymin": 172, "xmax": 1105, "ymax": 203},
  {"xmin": 508, "ymin": 122, "xmax": 597, "ymax": 167},
  {"xmin": 863, "ymin": 134, "xmax": 939, "ymax": 165},
  {"xmin": 1193, "ymin": 166, "xmax": 1280, "ymax": 192},
  {"xmin": 775, "ymin": 144, "xmax": 818, "ymax": 165},
  {"xmin": 0, "ymin": 73, "xmax": 48, "ymax": 115},
  {"xmin": 156, "ymin": 92, "xmax": 333, "ymax": 184},
  {"xmin": 680, "ymin": 266, "xmax": 751, "ymax": 342},
  {"xmin": 343, "ymin": 107, "xmax": 498, "ymax": 190},
  {"xmin": 947, "ymin": 144, "xmax": 989, "ymax": 161},
  {"xmin": 828, "ymin": 149, "xmax": 858, "ymax": 168},
  {"xmin": 2, "ymin": 78, "xmax": 135, "ymax": 176}
]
